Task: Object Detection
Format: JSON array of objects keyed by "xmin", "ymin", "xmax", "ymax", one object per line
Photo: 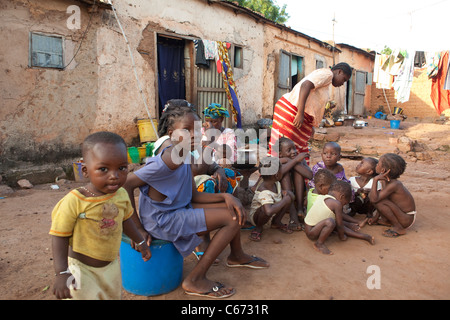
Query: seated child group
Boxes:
[{"xmin": 50, "ymin": 100, "xmax": 416, "ymax": 299}]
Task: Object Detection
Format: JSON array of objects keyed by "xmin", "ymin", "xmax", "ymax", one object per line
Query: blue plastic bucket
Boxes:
[
  {"xmin": 120, "ymin": 235, "xmax": 183, "ymax": 296},
  {"xmin": 390, "ymin": 120, "xmax": 401, "ymax": 129}
]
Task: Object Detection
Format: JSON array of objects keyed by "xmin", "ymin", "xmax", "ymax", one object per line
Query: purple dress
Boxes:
[
  {"xmin": 134, "ymin": 150, "xmax": 207, "ymax": 257},
  {"xmin": 308, "ymin": 161, "xmax": 350, "ymax": 189}
]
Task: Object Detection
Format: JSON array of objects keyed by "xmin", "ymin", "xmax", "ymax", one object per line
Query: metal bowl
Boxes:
[{"xmin": 353, "ymin": 124, "xmax": 364, "ymax": 129}]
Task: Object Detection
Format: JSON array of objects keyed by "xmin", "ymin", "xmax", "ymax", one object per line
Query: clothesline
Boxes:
[{"xmin": 373, "ymin": 49, "xmax": 450, "ymax": 115}]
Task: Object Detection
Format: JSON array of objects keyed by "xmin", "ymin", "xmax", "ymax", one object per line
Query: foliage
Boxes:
[{"xmin": 229, "ymin": 0, "xmax": 290, "ymax": 24}]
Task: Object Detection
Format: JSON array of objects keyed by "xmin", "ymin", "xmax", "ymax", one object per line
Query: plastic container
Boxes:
[
  {"xmin": 390, "ymin": 120, "xmax": 401, "ymax": 129},
  {"xmin": 120, "ymin": 235, "xmax": 183, "ymax": 296},
  {"xmin": 137, "ymin": 119, "xmax": 158, "ymax": 143},
  {"xmin": 127, "ymin": 147, "xmax": 140, "ymax": 163}
]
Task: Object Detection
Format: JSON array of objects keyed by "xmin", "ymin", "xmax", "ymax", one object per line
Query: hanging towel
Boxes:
[
  {"xmin": 392, "ymin": 50, "xmax": 415, "ymax": 103},
  {"xmin": 202, "ymin": 40, "xmax": 217, "ymax": 60},
  {"xmin": 382, "ymin": 49, "xmax": 405, "ymax": 76},
  {"xmin": 426, "ymin": 51, "xmax": 441, "ymax": 79},
  {"xmin": 374, "ymin": 54, "xmax": 394, "ymax": 89},
  {"xmin": 193, "ymin": 39, "xmax": 208, "ymax": 68},
  {"xmin": 430, "ymin": 51, "xmax": 450, "ymax": 115}
]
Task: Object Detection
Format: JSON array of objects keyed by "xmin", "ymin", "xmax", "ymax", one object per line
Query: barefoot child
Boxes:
[
  {"xmin": 50, "ymin": 132, "xmax": 151, "ymax": 300},
  {"xmin": 349, "ymin": 157, "xmax": 381, "ymax": 219},
  {"xmin": 368, "ymin": 153, "xmax": 416, "ymax": 237},
  {"xmin": 123, "ymin": 105, "xmax": 269, "ymax": 299},
  {"xmin": 304, "ymin": 180, "xmax": 375, "ymax": 255},
  {"xmin": 276, "ymin": 137, "xmax": 313, "ymax": 231},
  {"xmin": 306, "ymin": 168, "xmax": 337, "ymax": 213},
  {"xmin": 248, "ymin": 157, "xmax": 295, "ymax": 241}
]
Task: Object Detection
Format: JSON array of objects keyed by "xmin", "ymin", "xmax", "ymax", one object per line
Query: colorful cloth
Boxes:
[
  {"xmin": 269, "ymin": 96, "xmax": 314, "ymax": 162},
  {"xmin": 195, "ymin": 168, "xmax": 242, "ymax": 194},
  {"xmin": 431, "ymin": 51, "xmax": 450, "ymax": 115},
  {"xmin": 215, "ymin": 41, "xmax": 242, "ymax": 128},
  {"xmin": 203, "ymin": 103, "xmax": 230, "ymax": 119}
]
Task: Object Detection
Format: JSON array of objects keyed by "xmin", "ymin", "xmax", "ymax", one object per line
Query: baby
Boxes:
[
  {"xmin": 368, "ymin": 153, "xmax": 416, "ymax": 237},
  {"xmin": 305, "ymin": 180, "xmax": 375, "ymax": 255},
  {"xmin": 248, "ymin": 157, "xmax": 294, "ymax": 241}
]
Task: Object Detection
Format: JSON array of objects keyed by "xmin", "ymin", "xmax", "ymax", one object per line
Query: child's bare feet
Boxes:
[{"xmin": 313, "ymin": 242, "xmax": 333, "ymax": 255}]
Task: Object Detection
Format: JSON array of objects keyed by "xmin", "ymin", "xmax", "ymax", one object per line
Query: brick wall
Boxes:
[{"xmin": 370, "ymin": 68, "xmax": 450, "ymax": 120}]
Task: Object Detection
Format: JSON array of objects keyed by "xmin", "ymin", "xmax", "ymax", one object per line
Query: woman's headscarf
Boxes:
[{"xmin": 203, "ymin": 103, "xmax": 230, "ymax": 119}]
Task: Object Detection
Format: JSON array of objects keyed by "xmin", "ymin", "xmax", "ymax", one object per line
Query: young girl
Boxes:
[
  {"xmin": 349, "ymin": 157, "xmax": 381, "ymax": 219},
  {"xmin": 305, "ymin": 181, "xmax": 375, "ymax": 255},
  {"xmin": 277, "ymin": 137, "xmax": 313, "ymax": 231},
  {"xmin": 50, "ymin": 132, "xmax": 151, "ymax": 300},
  {"xmin": 248, "ymin": 157, "xmax": 295, "ymax": 241},
  {"xmin": 368, "ymin": 153, "xmax": 416, "ymax": 237},
  {"xmin": 123, "ymin": 106, "xmax": 269, "ymax": 299},
  {"xmin": 309, "ymin": 142, "xmax": 350, "ymax": 189}
]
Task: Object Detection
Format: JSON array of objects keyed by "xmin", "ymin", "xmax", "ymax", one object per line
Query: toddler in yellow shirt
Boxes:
[{"xmin": 50, "ymin": 131, "xmax": 151, "ymax": 300}]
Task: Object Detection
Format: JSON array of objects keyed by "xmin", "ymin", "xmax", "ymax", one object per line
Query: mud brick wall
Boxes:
[{"xmin": 369, "ymin": 68, "xmax": 450, "ymax": 120}]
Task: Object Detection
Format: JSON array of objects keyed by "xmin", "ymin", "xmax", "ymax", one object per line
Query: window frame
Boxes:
[{"xmin": 29, "ymin": 32, "xmax": 65, "ymax": 69}]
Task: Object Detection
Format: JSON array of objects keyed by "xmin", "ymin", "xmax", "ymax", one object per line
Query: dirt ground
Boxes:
[{"xmin": 1, "ymin": 118, "xmax": 449, "ymax": 300}]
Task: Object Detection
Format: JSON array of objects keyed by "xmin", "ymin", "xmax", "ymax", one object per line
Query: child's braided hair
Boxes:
[{"xmin": 157, "ymin": 99, "xmax": 199, "ymax": 137}]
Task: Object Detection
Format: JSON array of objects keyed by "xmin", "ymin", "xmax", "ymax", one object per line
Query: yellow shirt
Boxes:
[
  {"xmin": 283, "ymin": 68, "xmax": 333, "ymax": 127},
  {"xmin": 49, "ymin": 188, "xmax": 133, "ymax": 262},
  {"xmin": 304, "ymin": 194, "xmax": 336, "ymax": 227}
]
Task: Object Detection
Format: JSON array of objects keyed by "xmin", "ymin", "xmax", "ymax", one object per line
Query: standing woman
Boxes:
[{"xmin": 269, "ymin": 63, "xmax": 353, "ymax": 161}]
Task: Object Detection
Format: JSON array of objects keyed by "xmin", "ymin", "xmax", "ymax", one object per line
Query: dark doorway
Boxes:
[{"xmin": 157, "ymin": 36, "xmax": 186, "ymax": 115}]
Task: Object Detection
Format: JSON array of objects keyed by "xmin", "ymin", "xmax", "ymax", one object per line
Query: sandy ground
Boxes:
[{"xmin": 0, "ymin": 118, "xmax": 449, "ymax": 301}]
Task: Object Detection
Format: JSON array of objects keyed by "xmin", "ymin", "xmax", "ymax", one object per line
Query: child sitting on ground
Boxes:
[
  {"xmin": 276, "ymin": 137, "xmax": 313, "ymax": 231},
  {"xmin": 306, "ymin": 168, "xmax": 337, "ymax": 213},
  {"xmin": 305, "ymin": 180, "xmax": 375, "ymax": 255},
  {"xmin": 368, "ymin": 153, "xmax": 416, "ymax": 238},
  {"xmin": 309, "ymin": 142, "xmax": 350, "ymax": 188},
  {"xmin": 50, "ymin": 132, "xmax": 151, "ymax": 300},
  {"xmin": 248, "ymin": 157, "xmax": 295, "ymax": 241},
  {"xmin": 306, "ymin": 169, "xmax": 366, "ymax": 230},
  {"xmin": 349, "ymin": 157, "xmax": 381, "ymax": 219}
]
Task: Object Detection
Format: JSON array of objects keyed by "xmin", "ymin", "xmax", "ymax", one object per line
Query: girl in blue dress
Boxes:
[{"xmin": 124, "ymin": 104, "xmax": 269, "ymax": 299}]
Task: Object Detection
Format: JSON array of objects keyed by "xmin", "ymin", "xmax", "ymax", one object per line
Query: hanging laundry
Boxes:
[
  {"xmin": 373, "ymin": 54, "xmax": 394, "ymax": 89},
  {"xmin": 392, "ymin": 50, "xmax": 416, "ymax": 103},
  {"xmin": 444, "ymin": 55, "xmax": 450, "ymax": 90},
  {"xmin": 382, "ymin": 49, "xmax": 405, "ymax": 76},
  {"xmin": 193, "ymin": 39, "xmax": 208, "ymax": 68},
  {"xmin": 202, "ymin": 40, "xmax": 217, "ymax": 60},
  {"xmin": 426, "ymin": 51, "xmax": 441, "ymax": 79},
  {"xmin": 414, "ymin": 51, "xmax": 426, "ymax": 68},
  {"xmin": 215, "ymin": 41, "xmax": 242, "ymax": 128},
  {"xmin": 430, "ymin": 51, "xmax": 450, "ymax": 115}
]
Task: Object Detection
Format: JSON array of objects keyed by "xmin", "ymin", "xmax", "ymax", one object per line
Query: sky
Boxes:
[{"xmin": 277, "ymin": 0, "xmax": 450, "ymax": 52}]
